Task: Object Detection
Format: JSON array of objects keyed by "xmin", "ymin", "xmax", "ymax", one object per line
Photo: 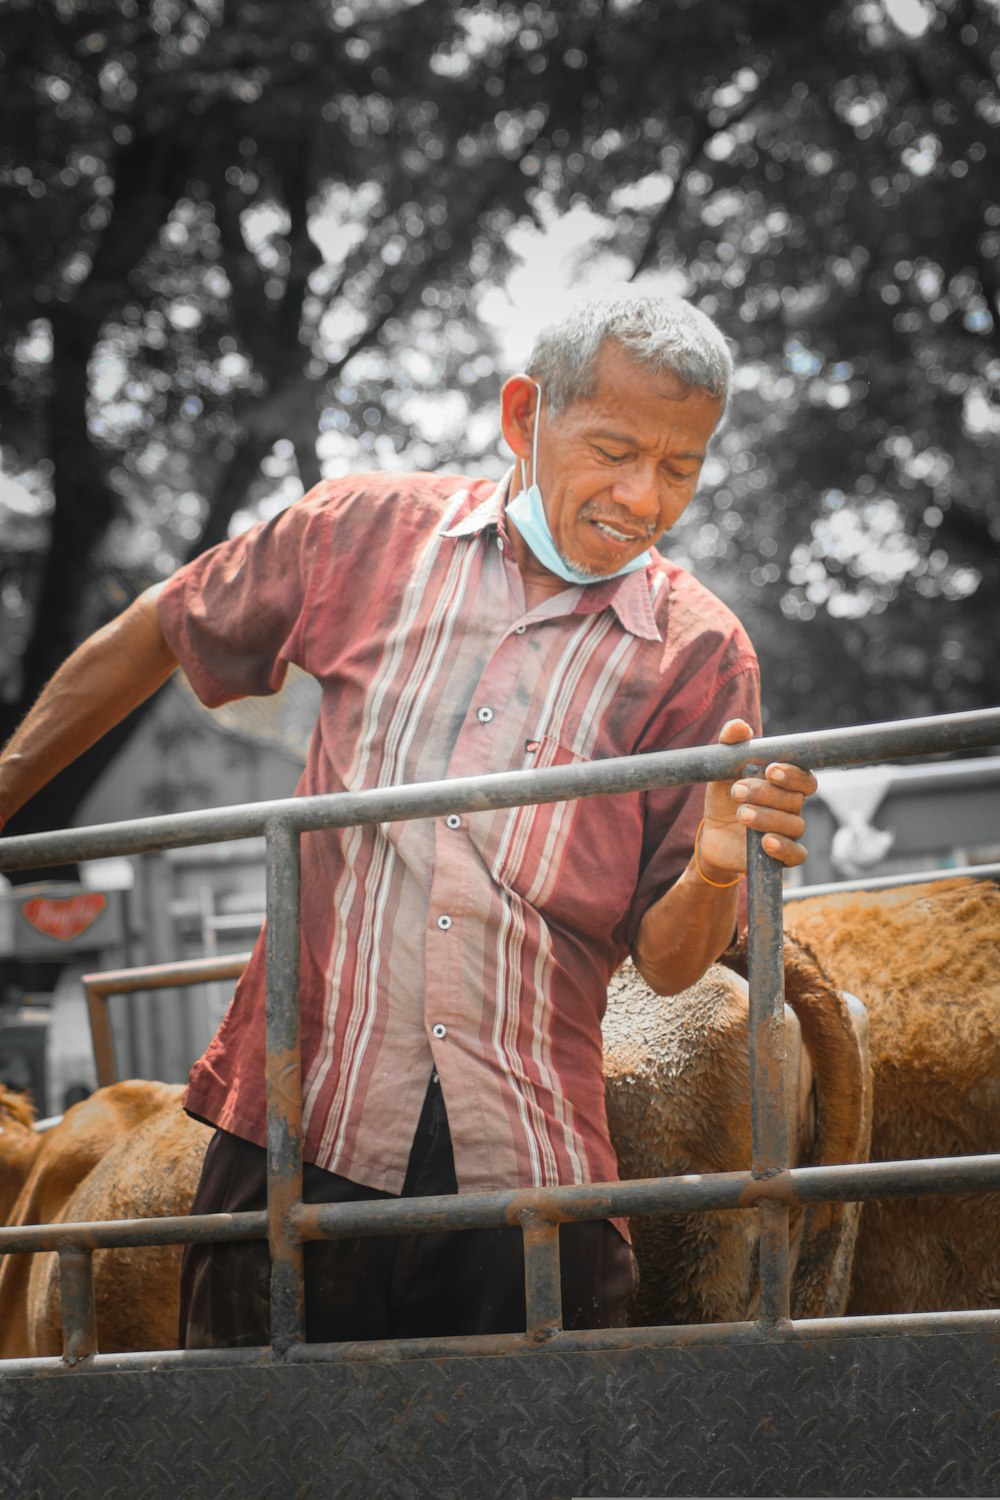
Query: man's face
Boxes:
[{"xmin": 508, "ymin": 341, "xmax": 723, "ymax": 582}]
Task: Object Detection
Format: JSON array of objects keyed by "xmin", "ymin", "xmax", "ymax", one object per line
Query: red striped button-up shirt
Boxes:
[{"xmin": 159, "ymin": 470, "xmax": 760, "ymax": 1197}]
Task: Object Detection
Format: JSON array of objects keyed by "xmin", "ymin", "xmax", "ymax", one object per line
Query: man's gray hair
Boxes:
[{"xmin": 525, "ymin": 285, "xmax": 733, "ymax": 414}]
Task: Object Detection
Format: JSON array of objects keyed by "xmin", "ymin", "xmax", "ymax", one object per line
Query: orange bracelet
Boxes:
[{"xmin": 694, "ymin": 818, "xmax": 743, "ymax": 889}]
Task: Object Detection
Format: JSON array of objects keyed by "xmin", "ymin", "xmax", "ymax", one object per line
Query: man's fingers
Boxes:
[
  {"xmin": 716, "ymin": 731, "xmax": 817, "ymax": 799},
  {"xmin": 718, "ymin": 718, "xmax": 755, "ymax": 745},
  {"xmin": 734, "ymin": 804, "xmax": 807, "ymax": 840},
  {"xmin": 764, "ymin": 762, "xmax": 818, "ymax": 796},
  {"xmin": 731, "ymin": 781, "xmax": 806, "ymax": 815},
  {"xmin": 761, "ymin": 834, "xmax": 809, "ymax": 867}
]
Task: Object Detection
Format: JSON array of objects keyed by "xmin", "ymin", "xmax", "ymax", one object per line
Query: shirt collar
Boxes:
[
  {"xmin": 440, "ymin": 476, "xmax": 507, "ymax": 540},
  {"xmin": 572, "ymin": 567, "xmax": 664, "ymax": 643},
  {"xmin": 441, "ymin": 469, "xmax": 664, "ymax": 644}
]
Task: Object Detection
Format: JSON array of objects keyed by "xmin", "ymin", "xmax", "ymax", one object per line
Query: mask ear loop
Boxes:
[{"xmin": 519, "ymin": 379, "xmax": 542, "ymax": 491}]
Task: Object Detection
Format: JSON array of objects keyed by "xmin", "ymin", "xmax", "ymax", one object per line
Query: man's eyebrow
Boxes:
[{"xmin": 591, "ymin": 428, "xmax": 706, "ymax": 461}]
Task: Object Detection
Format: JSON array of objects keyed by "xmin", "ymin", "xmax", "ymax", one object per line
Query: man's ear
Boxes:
[{"xmin": 500, "ymin": 374, "xmax": 540, "ymax": 464}]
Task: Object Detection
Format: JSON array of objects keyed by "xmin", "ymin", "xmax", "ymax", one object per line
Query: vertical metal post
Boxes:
[
  {"xmin": 59, "ymin": 1247, "xmax": 98, "ymax": 1364},
  {"xmin": 745, "ymin": 828, "xmax": 791, "ymax": 1323},
  {"xmin": 521, "ymin": 1213, "xmax": 563, "ymax": 1338},
  {"xmin": 135, "ymin": 851, "xmax": 172, "ymax": 1078},
  {"xmin": 84, "ymin": 984, "xmax": 118, "ymax": 1088},
  {"xmin": 265, "ymin": 820, "xmax": 306, "ymax": 1351}
]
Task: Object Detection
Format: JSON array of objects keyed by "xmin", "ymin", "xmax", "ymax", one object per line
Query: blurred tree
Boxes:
[{"xmin": 0, "ymin": 0, "xmax": 997, "ymax": 840}]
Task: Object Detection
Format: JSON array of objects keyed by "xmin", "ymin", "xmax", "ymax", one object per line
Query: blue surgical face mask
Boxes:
[{"xmin": 505, "ymin": 380, "xmax": 655, "ymax": 586}]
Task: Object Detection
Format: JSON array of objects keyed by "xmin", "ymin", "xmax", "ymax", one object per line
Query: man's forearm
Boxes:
[
  {"xmin": 0, "ymin": 585, "xmax": 178, "ymax": 827},
  {"xmin": 631, "ymin": 859, "xmax": 740, "ymax": 996},
  {"xmin": 631, "ymin": 719, "xmax": 817, "ymax": 996}
]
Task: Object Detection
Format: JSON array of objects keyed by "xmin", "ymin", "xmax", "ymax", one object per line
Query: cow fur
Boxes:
[
  {"xmin": 24, "ymin": 1092, "xmax": 212, "ymax": 1356},
  {"xmin": 0, "ymin": 1081, "xmax": 210, "ymax": 1357},
  {"xmin": 604, "ymin": 952, "xmax": 870, "ymax": 1325},
  {"xmin": 785, "ymin": 875, "xmax": 1000, "ymax": 1314},
  {"xmin": 0, "ymin": 1086, "xmax": 42, "ymax": 1225}
]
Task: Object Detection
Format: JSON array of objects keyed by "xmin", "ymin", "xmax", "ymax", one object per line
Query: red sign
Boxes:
[{"xmin": 21, "ymin": 893, "xmax": 108, "ymax": 942}]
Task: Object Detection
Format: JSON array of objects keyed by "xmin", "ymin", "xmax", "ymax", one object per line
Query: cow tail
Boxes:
[{"xmin": 722, "ymin": 933, "xmax": 873, "ymax": 1317}]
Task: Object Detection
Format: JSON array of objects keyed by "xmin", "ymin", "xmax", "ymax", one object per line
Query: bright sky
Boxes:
[
  {"xmin": 478, "ymin": 205, "xmax": 629, "ymax": 369},
  {"xmin": 883, "ymin": 0, "xmax": 934, "ymax": 36}
]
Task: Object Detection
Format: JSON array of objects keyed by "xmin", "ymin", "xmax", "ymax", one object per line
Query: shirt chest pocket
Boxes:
[{"xmin": 488, "ymin": 734, "xmax": 643, "ymax": 935}]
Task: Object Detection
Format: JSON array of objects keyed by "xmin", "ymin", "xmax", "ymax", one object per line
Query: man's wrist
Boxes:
[{"xmin": 692, "ymin": 817, "xmax": 743, "ymax": 889}]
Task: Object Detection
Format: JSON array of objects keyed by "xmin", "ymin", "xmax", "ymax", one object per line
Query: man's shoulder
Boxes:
[
  {"xmin": 649, "ymin": 555, "xmax": 758, "ymax": 667},
  {"xmin": 297, "ymin": 470, "xmax": 493, "ymax": 527}
]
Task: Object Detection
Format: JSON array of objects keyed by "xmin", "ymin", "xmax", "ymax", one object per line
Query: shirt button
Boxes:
[
  {"xmin": 437, "ymin": 914, "xmax": 453, "ymax": 930},
  {"xmin": 497, "ymin": 537, "xmax": 505, "ymax": 551},
  {"xmin": 515, "ymin": 624, "xmax": 526, "ymax": 634},
  {"xmin": 477, "ymin": 706, "xmax": 494, "ymax": 724},
  {"xmin": 431, "ymin": 1023, "xmax": 447, "ymax": 1039},
  {"xmin": 445, "ymin": 814, "xmax": 461, "ymax": 829}
]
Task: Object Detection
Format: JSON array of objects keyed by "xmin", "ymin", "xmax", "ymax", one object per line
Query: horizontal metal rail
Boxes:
[
  {"xmin": 3, "ymin": 1151, "xmax": 999, "ymax": 1258},
  {"xmin": 784, "ymin": 859, "xmax": 1000, "ymax": 900},
  {"xmin": 1, "ymin": 708, "xmax": 998, "ymax": 872},
  {"xmin": 1, "ymin": 704, "xmax": 998, "ymax": 1370},
  {"xmin": 82, "ymin": 953, "xmax": 253, "ymax": 1088},
  {"xmin": 819, "ymin": 752, "xmax": 1000, "ymax": 796},
  {"xmin": 5, "ymin": 1304, "xmax": 1000, "ymax": 1382}
]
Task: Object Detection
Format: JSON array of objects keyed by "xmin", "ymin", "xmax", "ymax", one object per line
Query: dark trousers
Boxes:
[{"xmin": 179, "ymin": 1074, "xmax": 636, "ymax": 1347}]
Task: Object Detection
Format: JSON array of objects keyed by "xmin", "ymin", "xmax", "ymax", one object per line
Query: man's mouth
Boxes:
[{"xmin": 591, "ymin": 519, "xmax": 648, "ymax": 546}]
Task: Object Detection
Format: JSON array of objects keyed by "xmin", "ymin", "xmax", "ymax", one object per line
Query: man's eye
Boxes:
[{"xmin": 596, "ymin": 447, "xmax": 627, "ymax": 462}]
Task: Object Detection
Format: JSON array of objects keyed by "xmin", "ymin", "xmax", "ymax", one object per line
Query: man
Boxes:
[{"xmin": 0, "ymin": 287, "xmax": 816, "ymax": 1345}]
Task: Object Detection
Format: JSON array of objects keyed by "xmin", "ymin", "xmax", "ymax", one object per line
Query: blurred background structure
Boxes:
[{"xmin": 1, "ymin": 0, "xmax": 998, "ymax": 839}]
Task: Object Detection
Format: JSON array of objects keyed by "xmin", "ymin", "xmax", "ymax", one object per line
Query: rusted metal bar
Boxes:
[
  {"xmin": 57, "ymin": 1247, "xmax": 97, "ymax": 1364},
  {"xmin": 82, "ymin": 988, "xmax": 117, "ymax": 1091},
  {"xmin": 6, "ymin": 1303, "xmax": 1000, "ymax": 1381},
  {"xmin": 746, "ymin": 828, "xmax": 791, "ymax": 1323},
  {"xmin": 292, "ymin": 1149, "xmax": 1000, "ymax": 1240},
  {"xmin": 3, "ymin": 708, "xmax": 1000, "ymax": 873},
  {"xmin": 264, "ymin": 819, "xmax": 305, "ymax": 1353},
  {"xmin": 519, "ymin": 1211, "xmax": 563, "ymax": 1337},
  {"xmin": 3, "ymin": 1149, "xmax": 1000, "ymax": 1262},
  {"xmin": 755, "ymin": 1200, "xmax": 790, "ymax": 1324},
  {"xmin": 0, "ymin": 1210, "xmax": 268, "ymax": 1256},
  {"xmin": 288, "ymin": 1304, "xmax": 1000, "ymax": 1363},
  {"xmin": 82, "ymin": 954, "xmax": 253, "ymax": 1086},
  {"xmin": 83, "ymin": 954, "xmax": 254, "ymax": 994}
]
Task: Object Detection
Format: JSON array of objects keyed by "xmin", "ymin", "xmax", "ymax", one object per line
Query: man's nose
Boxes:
[{"xmin": 611, "ymin": 465, "xmax": 661, "ymax": 520}]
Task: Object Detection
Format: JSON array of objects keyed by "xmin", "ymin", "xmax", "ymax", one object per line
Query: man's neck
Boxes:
[{"xmin": 503, "ymin": 497, "xmax": 576, "ymax": 609}]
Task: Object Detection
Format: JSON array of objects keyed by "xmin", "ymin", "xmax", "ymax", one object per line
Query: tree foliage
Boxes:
[{"xmin": 1, "ymin": 0, "xmax": 998, "ymax": 833}]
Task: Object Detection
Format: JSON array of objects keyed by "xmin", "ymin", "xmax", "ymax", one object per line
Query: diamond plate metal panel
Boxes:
[{"xmin": 1, "ymin": 1328, "xmax": 999, "ymax": 1498}]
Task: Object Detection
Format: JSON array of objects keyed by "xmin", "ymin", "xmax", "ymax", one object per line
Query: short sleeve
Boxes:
[
  {"xmin": 157, "ymin": 491, "xmax": 329, "ymax": 708},
  {"xmin": 623, "ymin": 658, "xmax": 761, "ymax": 951}
]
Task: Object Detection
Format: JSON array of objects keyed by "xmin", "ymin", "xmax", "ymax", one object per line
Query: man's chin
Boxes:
[{"xmin": 557, "ymin": 548, "xmax": 627, "ymax": 581}]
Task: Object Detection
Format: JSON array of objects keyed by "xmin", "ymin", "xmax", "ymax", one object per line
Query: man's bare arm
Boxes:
[{"xmin": 0, "ymin": 584, "xmax": 179, "ymax": 828}]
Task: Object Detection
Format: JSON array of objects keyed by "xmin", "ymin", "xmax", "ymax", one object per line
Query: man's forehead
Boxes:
[{"xmin": 566, "ymin": 351, "xmax": 724, "ymax": 441}]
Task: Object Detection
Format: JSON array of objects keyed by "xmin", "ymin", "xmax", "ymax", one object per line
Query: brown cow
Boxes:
[
  {"xmin": 606, "ymin": 949, "xmax": 871, "ymax": 1325},
  {"xmin": 0, "ymin": 1081, "xmax": 211, "ymax": 1357},
  {"xmin": 785, "ymin": 875, "xmax": 1000, "ymax": 1314},
  {"xmin": 1, "ymin": 951, "xmax": 868, "ymax": 1354},
  {"xmin": 0, "ymin": 1086, "xmax": 42, "ymax": 1225}
]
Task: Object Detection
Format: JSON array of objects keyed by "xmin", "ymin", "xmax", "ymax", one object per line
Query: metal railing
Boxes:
[
  {"xmin": 1, "ymin": 706, "xmax": 999, "ymax": 1372},
  {"xmin": 82, "ymin": 953, "xmax": 253, "ymax": 1089}
]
